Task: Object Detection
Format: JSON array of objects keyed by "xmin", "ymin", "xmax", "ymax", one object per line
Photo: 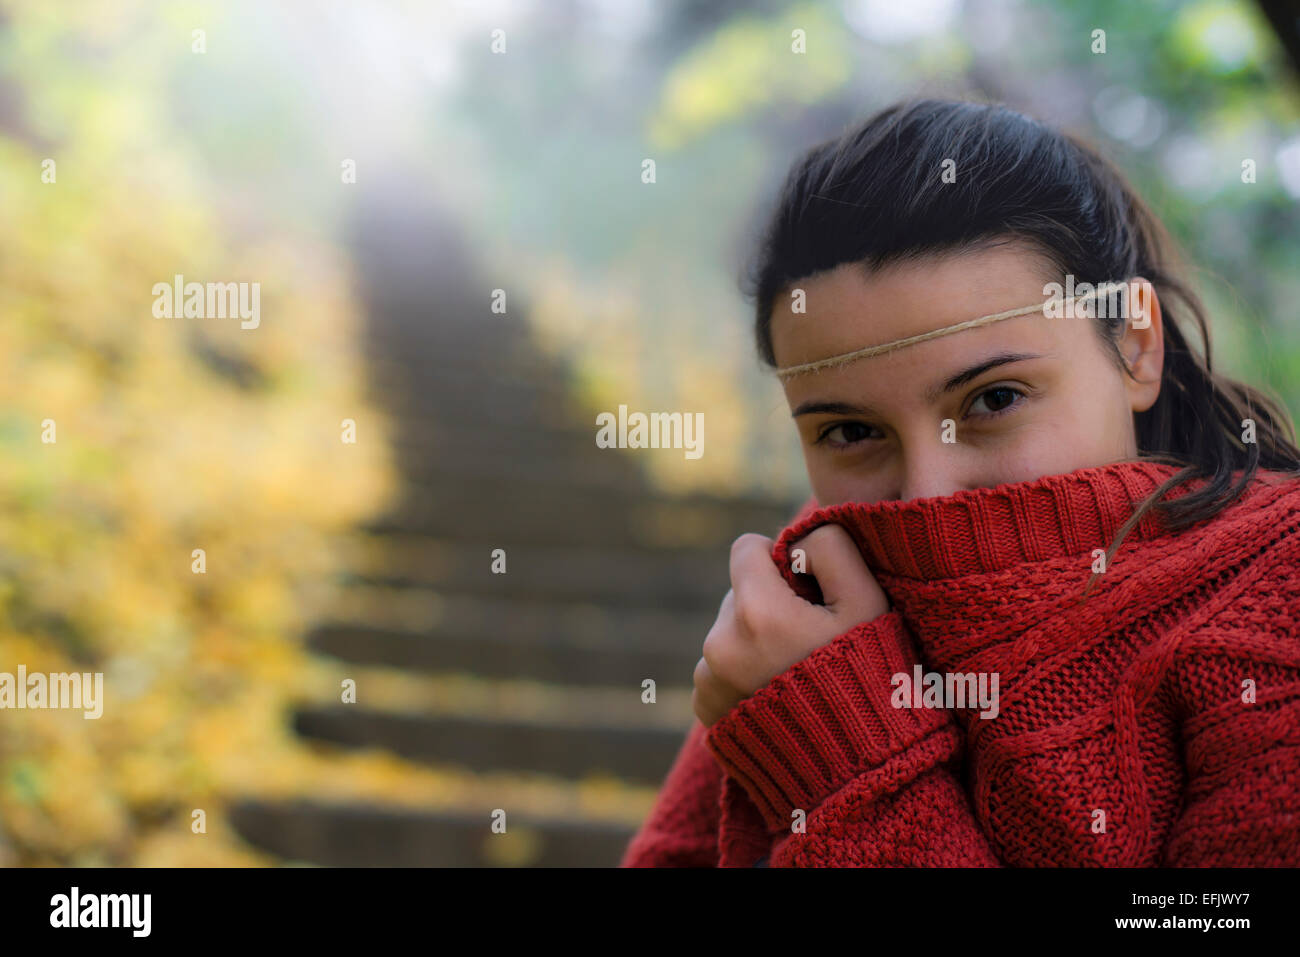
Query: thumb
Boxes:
[{"xmin": 794, "ymin": 524, "xmax": 887, "ymax": 616}]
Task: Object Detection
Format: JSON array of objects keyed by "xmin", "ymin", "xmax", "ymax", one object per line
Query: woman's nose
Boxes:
[{"xmin": 896, "ymin": 440, "xmax": 971, "ymax": 503}]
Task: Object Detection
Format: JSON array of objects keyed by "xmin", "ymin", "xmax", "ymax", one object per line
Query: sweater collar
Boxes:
[
  {"xmin": 772, "ymin": 459, "xmax": 1299, "ymax": 674},
  {"xmin": 774, "ymin": 459, "xmax": 1190, "ymax": 580}
]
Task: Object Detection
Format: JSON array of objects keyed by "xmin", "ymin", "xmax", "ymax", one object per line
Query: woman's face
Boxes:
[{"xmin": 771, "ymin": 242, "xmax": 1165, "ymax": 507}]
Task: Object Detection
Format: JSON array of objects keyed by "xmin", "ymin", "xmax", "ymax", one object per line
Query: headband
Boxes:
[{"xmin": 774, "ymin": 280, "xmax": 1138, "ymax": 381}]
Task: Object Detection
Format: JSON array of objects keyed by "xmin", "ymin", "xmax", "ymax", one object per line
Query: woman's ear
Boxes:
[{"xmin": 1119, "ymin": 277, "xmax": 1164, "ymax": 413}]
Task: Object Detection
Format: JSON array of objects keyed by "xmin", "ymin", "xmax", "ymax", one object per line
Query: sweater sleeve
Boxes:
[
  {"xmin": 1160, "ymin": 626, "xmax": 1300, "ymax": 866},
  {"xmin": 619, "ymin": 717, "xmax": 723, "ymax": 867},
  {"xmin": 703, "ymin": 610, "xmax": 1004, "ymax": 866},
  {"xmin": 618, "ymin": 495, "xmax": 833, "ymax": 868}
]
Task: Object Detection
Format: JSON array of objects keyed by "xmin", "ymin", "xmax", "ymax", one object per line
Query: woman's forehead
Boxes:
[
  {"xmin": 779, "ymin": 320, "xmax": 1064, "ymax": 411},
  {"xmin": 771, "ymin": 251, "xmax": 1058, "ymax": 372}
]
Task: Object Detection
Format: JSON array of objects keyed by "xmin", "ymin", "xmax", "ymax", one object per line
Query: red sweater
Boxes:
[{"xmin": 621, "ymin": 460, "xmax": 1300, "ymax": 867}]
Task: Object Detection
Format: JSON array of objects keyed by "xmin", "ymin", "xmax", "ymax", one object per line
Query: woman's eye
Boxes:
[
  {"xmin": 968, "ymin": 386, "xmax": 1025, "ymax": 418},
  {"xmin": 819, "ymin": 422, "xmax": 875, "ymax": 447},
  {"xmin": 815, "ymin": 387, "xmax": 1027, "ymax": 449}
]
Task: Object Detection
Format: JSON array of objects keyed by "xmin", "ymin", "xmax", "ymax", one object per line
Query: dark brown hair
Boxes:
[{"xmin": 741, "ymin": 97, "xmax": 1300, "ymax": 589}]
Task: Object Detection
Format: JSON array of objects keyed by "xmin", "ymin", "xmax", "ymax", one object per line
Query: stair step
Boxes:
[
  {"xmin": 374, "ymin": 480, "xmax": 799, "ymax": 547},
  {"xmin": 377, "ymin": 387, "xmax": 591, "ymax": 433},
  {"xmin": 364, "ymin": 362, "xmax": 566, "ymax": 404},
  {"xmin": 387, "ymin": 431, "xmax": 647, "ymax": 488},
  {"xmin": 321, "ymin": 587, "xmax": 714, "ymax": 648},
  {"xmin": 305, "ymin": 665, "xmax": 694, "ymax": 730},
  {"xmin": 345, "ymin": 538, "xmax": 727, "ymax": 608},
  {"xmin": 361, "ymin": 330, "xmax": 557, "ymax": 377},
  {"xmin": 291, "ymin": 708, "xmax": 685, "ymax": 784},
  {"xmin": 306, "ymin": 620, "xmax": 703, "ymax": 687},
  {"xmin": 388, "ymin": 420, "xmax": 607, "ymax": 456},
  {"xmin": 395, "ymin": 451, "xmax": 645, "ymax": 491},
  {"xmin": 228, "ymin": 799, "xmax": 637, "ymax": 867}
]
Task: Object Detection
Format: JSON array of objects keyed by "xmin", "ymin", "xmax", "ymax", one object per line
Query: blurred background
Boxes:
[{"xmin": 0, "ymin": 0, "xmax": 1296, "ymax": 866}]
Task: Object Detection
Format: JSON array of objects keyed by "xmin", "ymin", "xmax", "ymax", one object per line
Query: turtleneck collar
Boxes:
[
  {"xmin": 774, "ymin": 459, "xmax": 1192, "ymax": 581},
  {"xmin": 771, "ymin": 459, "xmax": 1299, "ymax": 673}
]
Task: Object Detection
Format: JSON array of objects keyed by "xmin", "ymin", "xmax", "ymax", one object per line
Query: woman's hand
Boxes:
[{"xmin": 692, "ymin": 524, "xmax": 890, "ymax": 728}]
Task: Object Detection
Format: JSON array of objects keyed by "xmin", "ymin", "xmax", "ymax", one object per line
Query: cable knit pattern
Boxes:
[{"xmin": 620, "ymin": 460, "xmax": 1300, "ymax": 867}]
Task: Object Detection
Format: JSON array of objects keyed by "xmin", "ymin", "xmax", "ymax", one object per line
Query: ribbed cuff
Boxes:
[{"xmin": 703, "ymin": 610, "xmax": 956, "ymax": 834}]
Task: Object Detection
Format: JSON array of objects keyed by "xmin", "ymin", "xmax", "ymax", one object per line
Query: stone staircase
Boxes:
[{"xmin": 228, "ymin": 187, "xmax": 799, "ymax": 866}]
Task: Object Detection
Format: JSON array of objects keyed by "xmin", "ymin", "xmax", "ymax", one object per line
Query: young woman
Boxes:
[{"xmin": 622, "ymin": 98, "xmax": 1300, "ymax": 867}]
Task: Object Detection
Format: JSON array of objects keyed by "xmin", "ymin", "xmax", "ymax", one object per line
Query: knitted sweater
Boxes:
[{"xmin": 621, "ymin": 460, "xmax": 1300, "ymax": 867}]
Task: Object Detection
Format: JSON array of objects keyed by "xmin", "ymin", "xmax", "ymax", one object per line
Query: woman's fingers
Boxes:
[
  {"xmin": 731, "ymin": 531, "xmax": 818, "ymax": 635},
  {"xmin": 728, "ymin": 533, "xmax": 787, "ymax": 607},
  {"xmin": 794, "ymin": 524, "xmax": 890, "ymax": 622},
  {"xmin": 701, "ymin": 589, "xmax": 761, "ymax": 700},
  {"xmin": 697, "ymin": 527, "xmax": 891, "ymax": 727},
  {"xmin": 692, "ymin": 656, "xmax": 746, "ymax": 727}
]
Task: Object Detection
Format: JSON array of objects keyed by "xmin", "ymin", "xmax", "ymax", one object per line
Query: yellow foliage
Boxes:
[
  {"xmin": 0, "ymin": 2, "xmax": 396, "ymax": 864},
  {"xmin": 648, "ymin": 3, "xmax": 853, "ymax": 150}
]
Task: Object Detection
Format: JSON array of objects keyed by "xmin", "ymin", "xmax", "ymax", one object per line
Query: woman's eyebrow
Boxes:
[
  {"xmin": 792, "ymin": 400, "xmax": 875, "ymax": 418},
  {"xmin": 923, "ymin": 350, "xmax": 1048, "ymax": 403},
  {"xmin": 791, "ymin": 350, "xmax": 1049, "ymax": 418}
]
